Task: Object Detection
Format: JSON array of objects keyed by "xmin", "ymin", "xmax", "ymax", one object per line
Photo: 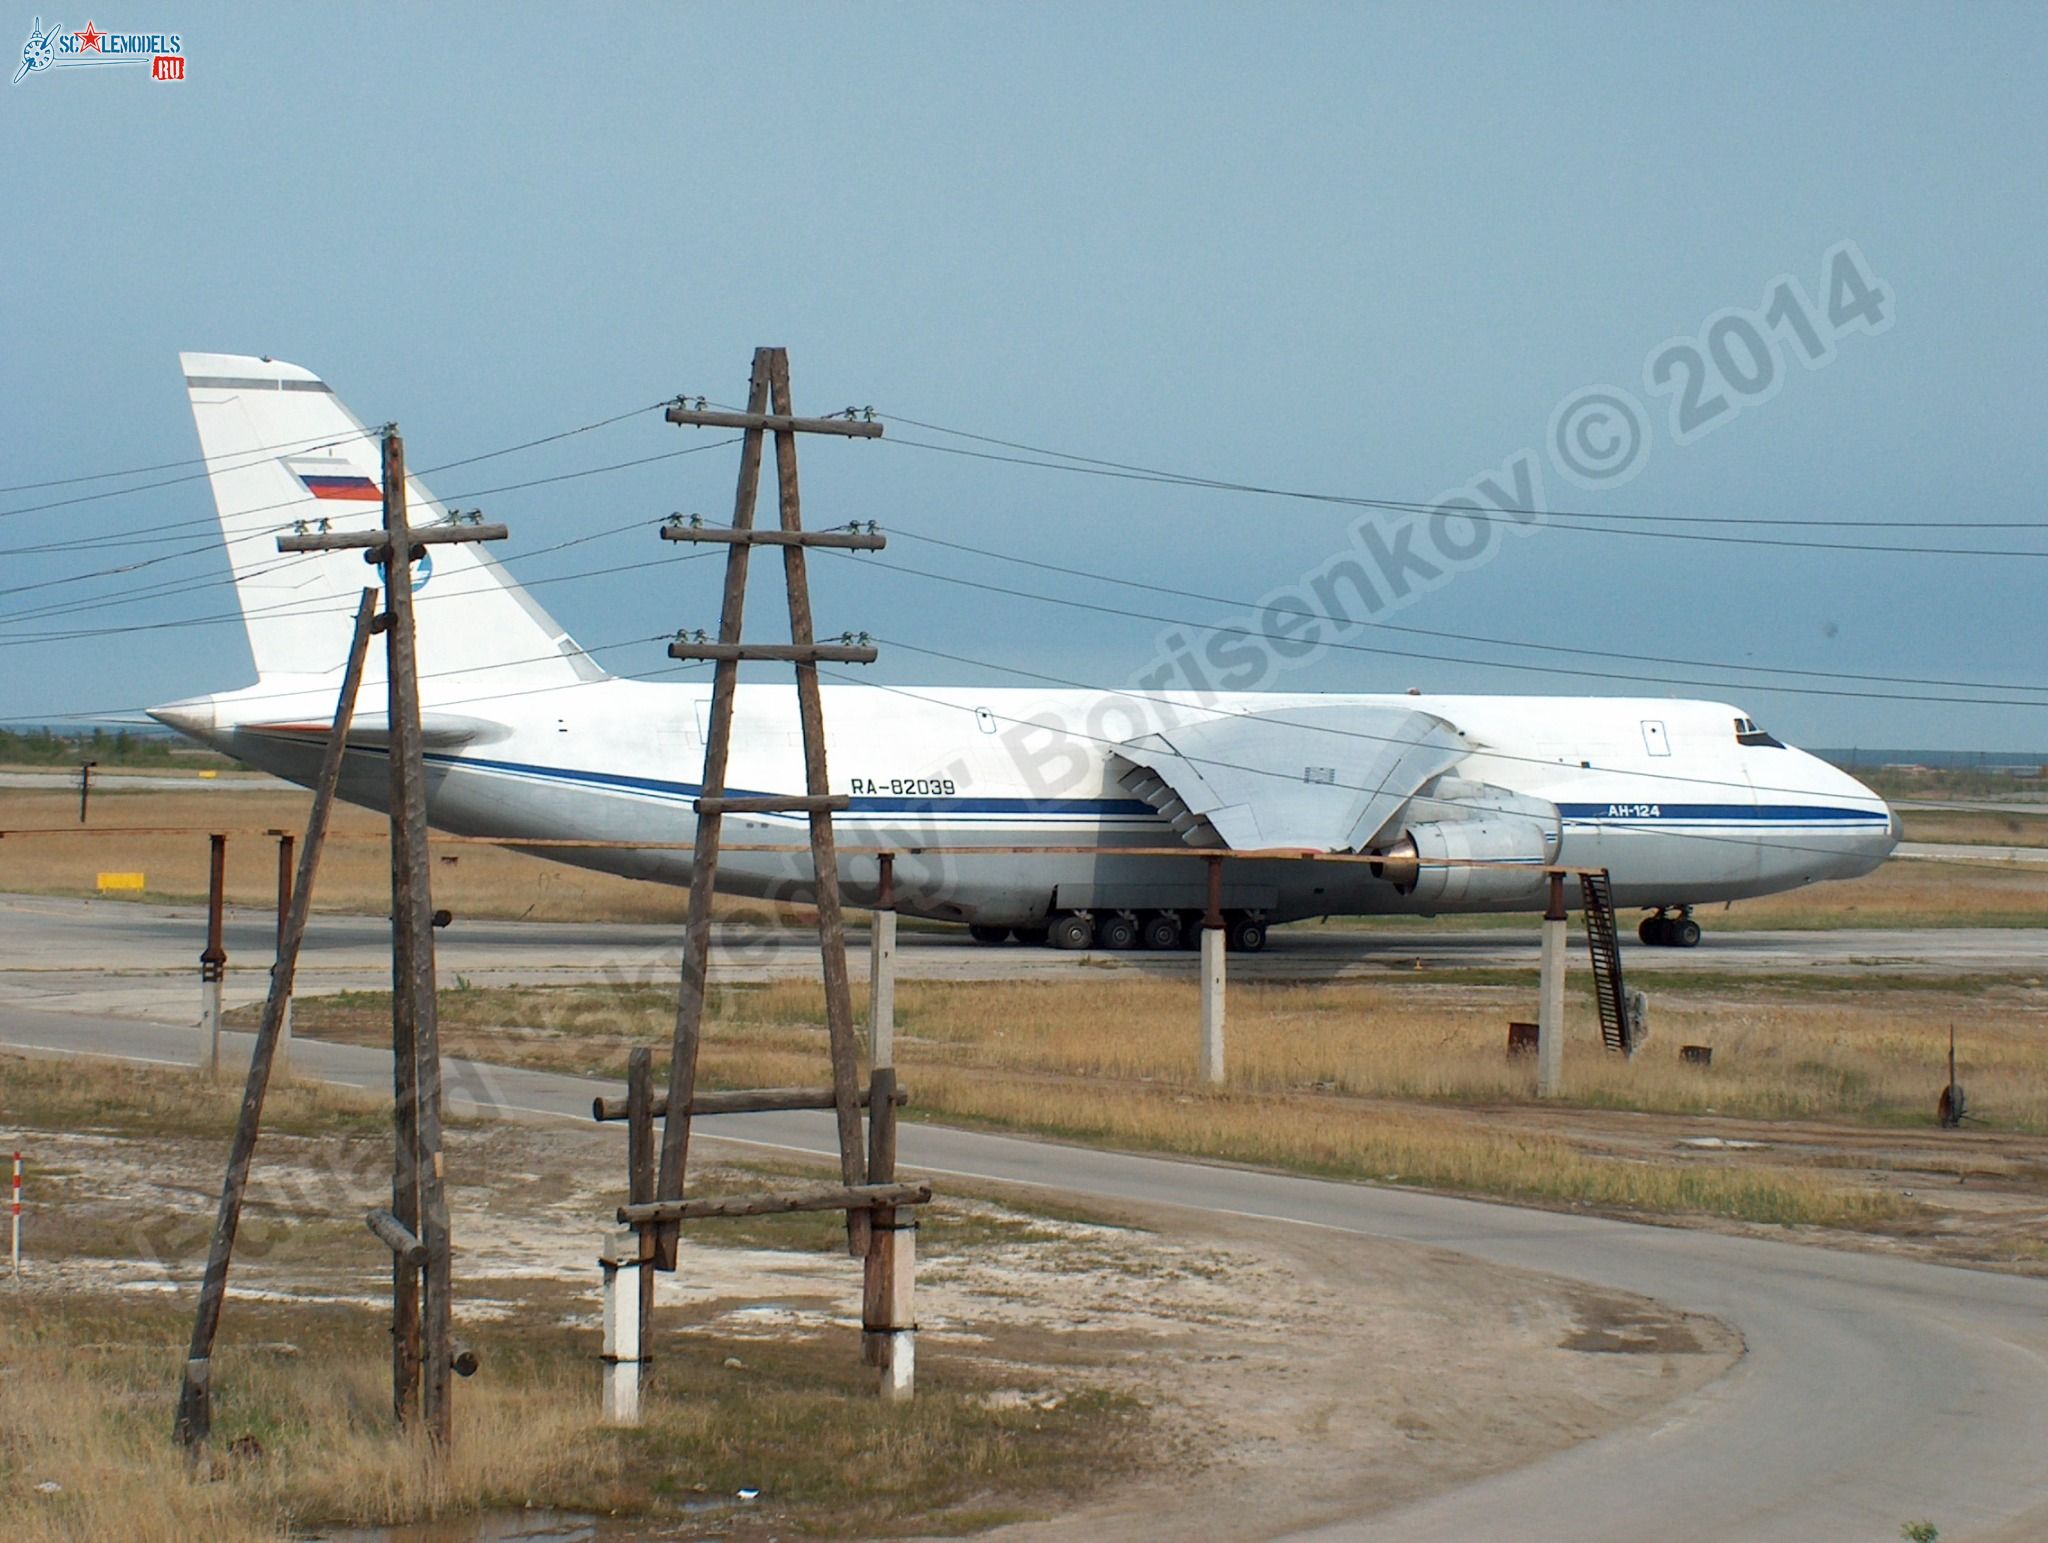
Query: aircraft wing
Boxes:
[{"xmin": 1110, "ymin": 705, "xmax": 1469, "ymax": 851}]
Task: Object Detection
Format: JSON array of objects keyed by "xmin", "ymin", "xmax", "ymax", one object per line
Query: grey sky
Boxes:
[{"xmin": 4, "ymin": 1, "xmax": 2043, "ymax": 749}]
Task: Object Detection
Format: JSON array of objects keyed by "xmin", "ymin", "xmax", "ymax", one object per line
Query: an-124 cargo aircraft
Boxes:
[{"xmin": 150, "ymin": 354, "xmax": 1899, "ymax": 952}]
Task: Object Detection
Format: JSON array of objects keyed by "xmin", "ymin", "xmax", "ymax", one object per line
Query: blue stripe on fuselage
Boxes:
[
  {"xmin": 328, "ymin": 745, "xmax": 1886, "ymax": 831},
  {"xmin": 1558, "ymin": 802, "xmax": 1886, "ymax": 824},
  {"xmin": 423, "ymin": 750, "xmax": 1158, "ymax": 818}
]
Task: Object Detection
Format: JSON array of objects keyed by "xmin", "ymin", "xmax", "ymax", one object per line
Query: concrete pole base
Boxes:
[
  {"xmin": 1538, "ymin": 915, "xmax": 1567, "ymax": 1098},
  {"xmin": 601, "ymin": 1233, "xmax": 645, "ymax": 1425},
  {"xmin": 862, "ymin": 1222, "xmax": 916, "ymax": 1401},
  {"xmin": 200, "ymin": 976, "xmax": 225, "ymax": 1078},
  {"xmin": 1199, "ymin": 926, "xmax": 1226, "ymax": 1085}
]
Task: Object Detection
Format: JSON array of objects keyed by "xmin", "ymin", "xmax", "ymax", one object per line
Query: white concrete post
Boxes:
[
  {"xmin": 1537, "ymin": 873, "xmax": 1567, "ymax": 1098},
  {"xmin": 1199, "ymin": 855, "xmax": 1226, "ymax": 1085},
  {"xmin": 1200, "ymin": 927, "xmax": 1227, "ymax": 1085},
  {"xmin": 200, "ymin": 975, "xmax": 224, "ymax": 1078},
  {"xmin": 600, "ymin": 1231, "xmax": 643, "ymax": 1424}
]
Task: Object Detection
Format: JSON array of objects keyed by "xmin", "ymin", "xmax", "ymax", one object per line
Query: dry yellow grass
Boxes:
[
  {"xmin": 0, "ymin": 1317, "xmax": 615, "ymax": 1543},
  {"xmin": 273, "ymin": 968, "xmax": 2041, "ymax": 1227},
  {"xmin": 1900, "ymin": 808, "xmax": 2048, "ymax": 849},
  {"xmin": 1725, "ymin": 856, "xmax": 2048, "ymax": 929},
  {"xmin": 701, "ymin": 973, "xmax": 2048, "ymax": 1132},
  {"xmin": 0, "ymin": 1054, "xmax": 1142, "ymax": 1540},
  {"xmin": 0, "ymin": 787, "xmax": 803, "ymax": 925}
]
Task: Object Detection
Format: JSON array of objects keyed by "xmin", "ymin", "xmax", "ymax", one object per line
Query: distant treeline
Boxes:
[
  {"xmin": 1859, "ymin": 764, "xmax": 2047, "ymax": 799},
  {"xmin": 1822, "ymin": 748, "xmax": 2048, "ymax": 771},
  {"xmin": 0, "ymin": 726, "xmax": 186, "ymax": 767}
]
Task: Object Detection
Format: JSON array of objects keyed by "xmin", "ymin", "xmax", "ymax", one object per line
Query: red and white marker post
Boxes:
[{"xmin": 10, "ymin": 1151, "xmax": 20, "ymax": 1277}]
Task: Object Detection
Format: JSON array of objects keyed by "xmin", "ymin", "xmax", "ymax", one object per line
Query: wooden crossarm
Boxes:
[
  {"xmin": 276, "ymin": 524, "xmax": 508, "ymax": 553},
  {"xmin": 621, "ymin": 1181, "xmax": 930, "ymax": 1226},
  {"xmin": 667, "ymin": 642, "xmax": 878, "ymax": 664},
  {"xmin": 593, "ymin": 1083, "xmax": 910, "ymax": 1123},
  {"xmin": 665, "ymin": 406, "xmax": 883, "ymax": 438},
  {"xmin": 662, "ymin": 526, "xmax": 885, "ymax": 550},
  {"xmin": 695, "ymin": 794, "xmax": 849, "ymax": 816}
]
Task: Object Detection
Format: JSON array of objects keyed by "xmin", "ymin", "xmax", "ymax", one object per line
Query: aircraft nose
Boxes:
[{"xmin": 1835, "ymin": 764, "xmax": 1901, "ymax": 869}]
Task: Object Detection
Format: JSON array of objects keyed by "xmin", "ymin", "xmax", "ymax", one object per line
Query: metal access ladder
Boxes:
[{"xmin": 1578, "ymin": 870, "xmax": 1635, "ymax": 1055}]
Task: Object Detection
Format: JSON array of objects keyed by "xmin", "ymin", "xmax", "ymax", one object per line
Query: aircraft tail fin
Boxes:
[{"xmin": 179, "ymin": 352, "xmax": 605, "ymax": 697}]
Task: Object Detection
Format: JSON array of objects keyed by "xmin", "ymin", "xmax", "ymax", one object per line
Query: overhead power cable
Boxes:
[
  {"xmin": 0, "ymin": 514, "xmax": 673, "ymax": 630},
  {"xmin": 0, "ymin": 435, "xmax": 742, "ymax": 619},
  {"xmin": 863, "ymin": 633, "xmax": 1895, "ymax": 806},
  {"xmin": 0, "ymin": 425, "xmax": 387, "ymax": 521},
  {"xmin": 0, "ymin": 404, "xmax": 718, "ymax": 561},
  {"xmin": 0, "ymin": 398, "xmax": 669, "ymax": 520},
  {"xmin": 816, "ymin": 659, "xmax": 1892, "ymax": 865},
  {"xmin": 0, "ymin": 545, "xmax": 715, "ymax": 648},
  {"xmin": 885, "ymin": 526, "xmax": 2048, "ymax": 698},
  {"xmin": 18, "ymin": 628, "xmax": 706, "ymax": 727},
  {"xmin": 882, "ymin": 433, "xmax": 2047, "ymax": 559},
  {"xmin": 823, "ymin": 549, "xmax": 2048, "ymax": 709},
  {"xmin": 876, "ymin": 411, "xmax": 2048, "ymax": 535},
  {"xmin": 0, "ymin": 425, "xmax": 386, "ymax": 499}
]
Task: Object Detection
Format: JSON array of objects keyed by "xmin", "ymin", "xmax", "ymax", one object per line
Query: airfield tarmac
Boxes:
[
  {"xmin": 1, "ymin": 890, "xmax": 2043, "ymax": 1024},
  {"xmin": 3, "ymin": 890, "xmax": 2048, "ymax": 1539}
]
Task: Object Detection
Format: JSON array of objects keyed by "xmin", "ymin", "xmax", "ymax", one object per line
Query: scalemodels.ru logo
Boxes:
[{"xmin": 14, "ymin": 16, "xmax": 184, "ymax": 84}]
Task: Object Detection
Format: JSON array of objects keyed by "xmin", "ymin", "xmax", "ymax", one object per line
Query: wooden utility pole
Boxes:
[
  {"xmin": 592, "ymin": 348, "xmax": 925, "ymax": 1401},
  {"xmin": 276, "ymin": 429, "xmax": 509, "ymax": 1450},
  {"xmin": 1538, "ymin": 870, "xmax": 1568, "ymax": 1097},
  {"xmin": 766, "ymin": 347, "xmax": 870, "ymax": 1251},
  {"xmin": 175, "ymin": 590, "xmax": 378, "ymax": 1456},
  {"xmin": 200, "ymin": 833, "xmax": 227, "ymax": 1077},
  {"xmin": 275, "ymin": 832, "xmax": 295, "ymax": 1078},
  {"xmin": 652, "ymin": 348, "xmax": 885, "ymax": 1268},
  {"xmin": 869, "ymin": 853, "xmax": 897, "ymax": 1072}
]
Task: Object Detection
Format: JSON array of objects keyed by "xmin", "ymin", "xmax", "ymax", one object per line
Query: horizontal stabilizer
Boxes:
[{"xmin": 240, "ymin": 713, "xmax": 514, "ymax": 751}]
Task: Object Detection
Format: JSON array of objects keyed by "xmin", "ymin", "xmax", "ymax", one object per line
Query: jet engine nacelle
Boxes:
[{"xmin": 1372, "ymin": 816, "xmax": 1558, "ymax": 908}]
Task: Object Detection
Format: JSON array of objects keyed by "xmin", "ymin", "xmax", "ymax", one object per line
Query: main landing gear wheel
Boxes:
[
  {"xmin": 1225, "ymin": 913, "xmax": 1268, "ymax": 953},
  {"xmin": 1096, "ymin": 911, "xmax": 1140, "ymax": 950},
  {"xmin": 1639, "ymin": 910, "xmax": 1702, "ymax": 948},
  {"xmin": 1140, "ymin": 911, "xmax": 1184, "ymax": 950},
  {"xmin": 1048, "ymin": 912, "xmax": 1095, "ymax": 951},
  {"xmin": 1013, "ymin": 925, "xmax": 1050, "ymax": 947},
  {"xmin": 968, "ymin": 924, "xmax": 1012, "ymax": 945}
]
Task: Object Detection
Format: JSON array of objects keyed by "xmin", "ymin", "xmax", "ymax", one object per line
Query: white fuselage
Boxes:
[{"xmin": 158, "ymin": 677, "xmax": 1898, "ymax": 930}]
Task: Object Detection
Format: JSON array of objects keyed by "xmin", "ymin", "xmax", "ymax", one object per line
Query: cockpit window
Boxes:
[{"xmin": 1734, "ymin": 716, "xmax": 1784, "ymax": 748}]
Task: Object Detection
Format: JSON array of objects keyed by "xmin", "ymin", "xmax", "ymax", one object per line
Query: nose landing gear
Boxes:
[{"xmin": 1638, "ymin": 908, "xmax": 1702, "ymax": 948}]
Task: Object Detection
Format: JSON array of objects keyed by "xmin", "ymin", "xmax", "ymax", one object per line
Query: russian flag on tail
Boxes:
[{"xmin": 284, "ymin": 455, "xmax": 382, "ymax": 502}]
